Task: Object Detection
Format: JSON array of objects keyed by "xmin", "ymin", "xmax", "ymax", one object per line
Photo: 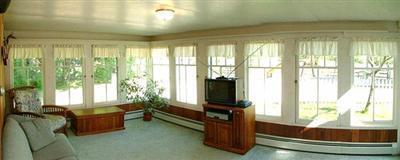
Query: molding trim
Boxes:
[
  {"xmin": 150, "ymin": 21, "xmax": 399, "ymax": 41},
  {"xmin": 154, "ymin": 109, "xmax": 398, "ymax": 155},
  {"xmin": 5, "ymin": 30, "xmax": 151, "ymax": 41}
]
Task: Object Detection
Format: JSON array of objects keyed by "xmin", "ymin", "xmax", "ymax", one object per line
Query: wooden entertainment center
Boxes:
[{"xmin": 202, "ymin": 103, "xmax": 255, "ymax": 154}]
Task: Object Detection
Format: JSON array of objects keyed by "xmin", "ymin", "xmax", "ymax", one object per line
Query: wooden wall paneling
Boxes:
[
  {"xmin": 116, "ymin": 103, "xmax": 144, "ymax": 112},
  {"xmin": 155, "ymin": 105, "xmax": 397, "ymax": 143}
]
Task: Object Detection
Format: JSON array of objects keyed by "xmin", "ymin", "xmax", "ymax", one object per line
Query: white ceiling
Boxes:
[{"xmin": 4, "ymin": 0, "xmax": 400, "ymax": 36}]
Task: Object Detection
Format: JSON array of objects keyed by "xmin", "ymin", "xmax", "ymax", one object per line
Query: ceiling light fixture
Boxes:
[{"xmin": 155, "ymin": 9, "xmax": 175, "ymax": 21}]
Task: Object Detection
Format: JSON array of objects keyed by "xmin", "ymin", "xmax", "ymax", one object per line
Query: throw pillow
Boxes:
[
  {"xmin": 14, "ymin": 88, "xmax": 43, "ymax": 114},
  {"xmin": 20, "ymin": 118, "xmax": 56, "ymax": 151}
]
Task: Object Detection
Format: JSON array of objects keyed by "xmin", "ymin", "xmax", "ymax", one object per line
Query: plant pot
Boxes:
[{"xmin": 143, "ymin": 112, "xmax": 152, "ymax": 121}]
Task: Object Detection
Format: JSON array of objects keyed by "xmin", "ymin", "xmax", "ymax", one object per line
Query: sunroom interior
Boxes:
[{"xmin": 0, "ymin": 0, "xmax": 400, "ymax": 160}]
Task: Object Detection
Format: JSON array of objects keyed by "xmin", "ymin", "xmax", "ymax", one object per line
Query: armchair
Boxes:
[{"xmin": 7, "ymin": 86, "xmax": 69, "ymax": 136}]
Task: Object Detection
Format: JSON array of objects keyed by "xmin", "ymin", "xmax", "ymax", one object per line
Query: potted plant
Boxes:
[{"xmin": 120, "ymin": 74, "xmax": 168, "ymax": 121}]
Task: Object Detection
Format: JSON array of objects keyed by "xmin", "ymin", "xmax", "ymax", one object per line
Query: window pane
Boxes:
[
  {"xmin": 13, "ymin": 58, "xmax": 44, "ymax": 100},
  {"xmin": 126, "ymin": 57, "xmax": 146, "ymax": 78},
  {"xmin": 352, "ymin": 56, "xmax": 394, "ymax": 123},
  {"xmin": 318, "ymin": 69, "xmax": 338, "ymax": 121},
  {"xmin": 354, "ymin": 55, "xmax": 367, "ymax": 68},
  {"xmin": 153, "ymin": 55, "xmax": 170, "ymax": 99},
  {"xmin": 325, "ymin": 55, "xmax": 337, "ymax": 67},
  {"xmin": 249, "ymin": 68, "xmax": 265, "ymax": 115},
  {"xmin": 249, "ymin": 67, "xmax": 282, "ymax": 116},
  {"xmin": 299, "ymin": 69, "xmax": 318, "ymax": 120},
  {"xmin": 94, "ymin": 57, "xmax": 118, "ymax": 103},
  {"xmin": 298, "ymin": 56, "xmax": 338, "ymax": 122},
  {"xmin": 208, "ymin": 56, "xmax": 235, "ymax": 78},
  {"xmin": 175, "ymin": 56, "xmax": 197, "ymax": 105},
  {"xmin": 55, "ymin": 58, "xmax": 84, "ymax": 106}
]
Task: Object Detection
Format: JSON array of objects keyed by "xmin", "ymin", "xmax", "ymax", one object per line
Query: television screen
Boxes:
[{"xmin": 205, "ymin": 78, "xmax": 237, "ymax": 105}]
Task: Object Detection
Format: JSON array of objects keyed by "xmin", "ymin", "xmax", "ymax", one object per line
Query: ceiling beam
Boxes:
[{"xmin": 150, "ymin": 21, "xmax": 398, "ymax": 41}]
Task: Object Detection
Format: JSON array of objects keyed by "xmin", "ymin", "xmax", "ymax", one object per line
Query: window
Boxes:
[
  {"xmin": 208, "ymin": 44, "xmax": 235, "ymax": 78},
  {"xmin": 54, "ymin": 45, "xmax": 84, "ymax": 106},
  {"xmin": 93, "ymin": 46, "xmax": 119, "ymax": 103},
  {"xmin": 152, "ymin": 48, "xmax": 170, "ymax": 99},
  {"xmin": 350, "ymin": 41, "xmax": 396, "ymax": 124},
  {"xmin": 10, "ymin": 45, "xmax": 44, "ymax": 99},
  {"xmin": 174, "ymin": 46, "xmax": 197, "ymax": 105},
  {"xmin": 297, "ymin": 40, "xmax": 338, "ymax": 122},
  {"xmin": 246, "ymin": 43, "xmax": 283, "ymax": 117},
  {"xmin": 126, "ymin": 47, "xmax": 149, "ymax": 78}
]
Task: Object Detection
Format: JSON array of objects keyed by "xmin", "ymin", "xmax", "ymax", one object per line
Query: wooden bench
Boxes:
[{"xmin": 70, "ymin": 106, "xmax": 125, "ymax": 136}]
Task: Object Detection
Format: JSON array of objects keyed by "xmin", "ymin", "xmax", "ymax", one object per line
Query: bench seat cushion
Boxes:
[
  {"xmin": 43, "ymin": 114, "xmax": 66, "ymax": 131},
  {"xmin": 33, "ymin": 134, "xmax": 76, "ymax": 160}
]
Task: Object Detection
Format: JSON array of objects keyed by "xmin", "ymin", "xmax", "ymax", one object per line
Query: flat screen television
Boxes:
[{"xmin": 205, "ymin": 78, "xmax": 237, "ymax": 106}]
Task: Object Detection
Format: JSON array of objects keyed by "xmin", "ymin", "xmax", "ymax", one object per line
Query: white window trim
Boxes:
[
  {"xmin": 8, "ymin": 39, "xmax": 150, "ymax": 108},
  {"xmin": 244, "ymin": 43, "xmax": 283, "ymax": 122},
  {"xmin": 295, "ymin": 57, "xmax": 339, "ymax": 127}
]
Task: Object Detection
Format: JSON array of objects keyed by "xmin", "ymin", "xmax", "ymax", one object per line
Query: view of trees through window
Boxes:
[
  {"xmin": 55, "ymin": 58, "xmax": 83, "ymax": 105},
  {"xmin": 13, "ymin": 58, "xmax": 44, "ymax": 99},
  {"xmin": 298, "ymin": 55, "xmax": 338, "ymax": 122},
  {"xmin": 126, "ymin": 57, "xmax": 146, "ymax": 78},
  {"xmin": 352, "ymin": 55, "xmax": 394, "ymax": 123},
  {"xmin": 93, "ymin": 57, "xmax": 118, "ymax": 103}
]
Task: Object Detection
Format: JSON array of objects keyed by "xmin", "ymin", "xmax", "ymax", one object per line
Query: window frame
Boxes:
[
  {"xmin": 208, "ymin": 56, "xmax": 235, "ymax": 78},
  {"xmin": 295, "ymin": 55, "xmax": 339, "ymax": 127},
  {"xmin": 175, "ymin": 56, "xmax": 197, "ymax": 105},
  {"xmin": 152, "ymin": 50, "xmax": 170, "ymax": 99},
  {"xmin": 92, "ymin": 56, "xmax": 120, "ymax": 104},
  {"xmin": 10, "ymin": 55, "xmax": 45, "ymax": 103},
  {"xmin": 54, "ymin": 57, "xmax": 85, "ymax": 107},
  {"xmin": 350, "ymin": 55, "xmax": 395, "ymax": 126},
  {"xmin": 246, "ymin": 55, "xmax": 283, "ymax": 122}
]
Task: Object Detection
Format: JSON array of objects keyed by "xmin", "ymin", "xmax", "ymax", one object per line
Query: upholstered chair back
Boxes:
[{"xmin": 13, "ymin": 88, "xmax": 43, "ymax": 114}]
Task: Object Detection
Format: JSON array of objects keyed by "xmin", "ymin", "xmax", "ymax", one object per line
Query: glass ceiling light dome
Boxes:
[{"xmin": 155, "ymin": 9, "xmax": 175, "ymax": 21}]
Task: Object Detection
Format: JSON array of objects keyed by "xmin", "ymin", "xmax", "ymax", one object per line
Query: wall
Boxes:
[{"xmin": 0, "ymin": 14, "xmax": 5, "ymax": 160}]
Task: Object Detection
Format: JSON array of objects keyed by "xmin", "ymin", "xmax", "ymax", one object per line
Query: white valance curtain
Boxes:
[
  {"xmin": 208, "ymin": 44, "xmax": 235, "ymax": 58},
  {"xmin": 245, "ymin": 42, "xmax": 284, "ymax": 57},
  {"xmin": 126, "ymin": 46, "xmax": 150, "ymax": 58},
  {"xmin": 92, "ymin": 45, "xmax": 120, "ymax": 58},
  {"xmin": 350, "ymin": 39, "xmax": 398, "ymax": 56},
  {"xmin": 10, "ymin": 44, "xmax": 43, "ymax": 59},
  {"xmin": 174, "ymin": 45, "xmax": 196, "ymax": 57},
  {"xmin": 297, "ymin": 38, "xmax": 338, "ymax": 56},
  {"xmin": 54, "ymin": 44, "xmax": 84, "ymax": 58},
  {"xmin": 151, "ymin": 47, "xmax": 169, "ymax": 58}
]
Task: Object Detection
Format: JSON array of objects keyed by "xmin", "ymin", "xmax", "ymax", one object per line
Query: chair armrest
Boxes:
[
  {"xmin": 42, "ymin": 105, "xmax": 68, "ymax": 117},
  {"xmin": 15, "ymin": 112, "xmax": 45, "ymax": 118}
]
